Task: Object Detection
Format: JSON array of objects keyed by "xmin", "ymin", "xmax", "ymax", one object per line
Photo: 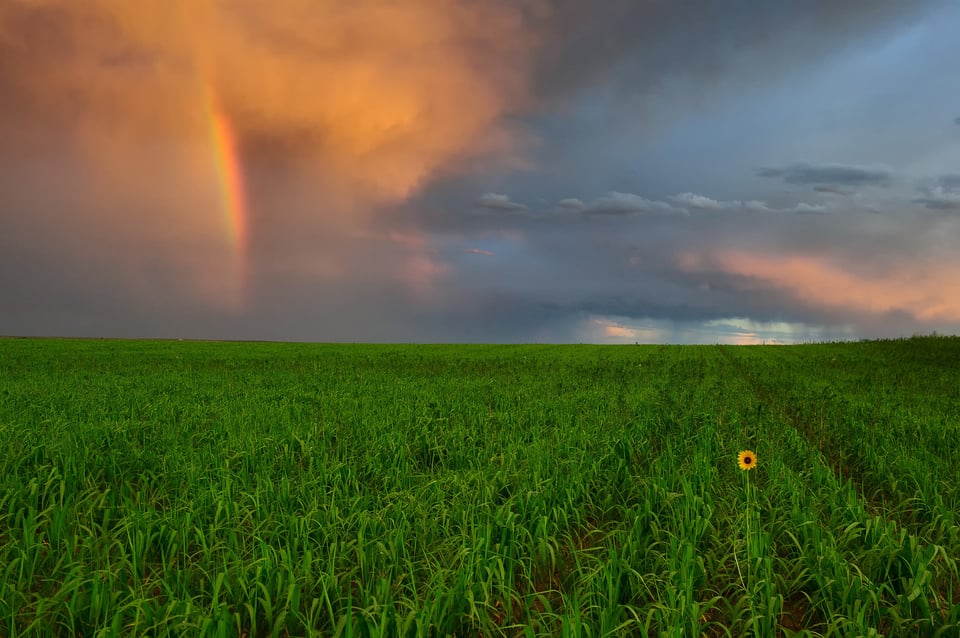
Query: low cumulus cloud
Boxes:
[
  {"xmin": 671, "ymin": 193, "xmax": 726, "ymax": 210},
  {"xmin": 475, "ymin": 193, "xmax": 529, "ymax": 212},
  {"xmin": 757, "ymin": 162, "xmax": 893, "ymax": 187},
  {"xmin": 670, "ymin": 193, "xmax": 826, "ymax": 214},
  {"xmin": 556, "ymin": 198, "xmax": 586, "ymax": 211},
  {"xmin": 453, "ymin": 188, "xmax": 832, "ymax": 235},
  {"xmin": 577, "ymin": 192, "xmax": 683, "ymax": 216}
]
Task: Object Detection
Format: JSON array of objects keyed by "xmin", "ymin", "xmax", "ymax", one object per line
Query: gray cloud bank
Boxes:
[
  {"xmin": 531, "ymin": 0, "xmax": 935, "ymax": 103},
  {"xmin": 757, "ymin": 163, "xmax": 893, "ymax": 187},
  {"xmin": 914, "ymin": 174, "xmax": 960, "ymax": 210},
  {"xmin": 0, "ymin": 0, "xmax": 955, "ymax": 343}
]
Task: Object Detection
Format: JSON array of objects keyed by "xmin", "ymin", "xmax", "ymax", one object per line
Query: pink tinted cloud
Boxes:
[
  {"xmin": 592, "ymin": 317, "xmax": 636, "ymax": 338},
  {"xmin": 681, "ymin": 249, "xmax": 960, "ymax": 323}
]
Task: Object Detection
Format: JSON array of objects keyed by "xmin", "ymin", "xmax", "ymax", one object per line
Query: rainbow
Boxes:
[{"xmin": 203, "ymin": 83, "xmax": 249, "ymax": 305}]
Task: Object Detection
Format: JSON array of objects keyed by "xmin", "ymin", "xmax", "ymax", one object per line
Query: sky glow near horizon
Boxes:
[{"xmin": 1, "ymin": 1, "xmax": 959, "ymax": 344}]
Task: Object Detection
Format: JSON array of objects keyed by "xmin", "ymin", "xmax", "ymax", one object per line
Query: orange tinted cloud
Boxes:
[
  {"xmin": 598, "ymin": 318, "xmax": 636, "ymax": 338},
  {"xmin": 681, "ymin": 250, "xmax": 960, "ymax": 323},
  {"xmin": 585, "ymin": 317, "xmax": 671, "ymax": 343},
  {"xmin": 2, "ymin": 0, "xmax": 535, "ymax": 198},
  {"xmin": 0, "ymin": 0, "xmax": 539, "ymax": 308}
]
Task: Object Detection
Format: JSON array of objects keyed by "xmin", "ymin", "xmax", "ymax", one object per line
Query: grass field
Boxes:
[{"xmin": 1, "ymin": 336, "xmax": 958, "ymax": 637}]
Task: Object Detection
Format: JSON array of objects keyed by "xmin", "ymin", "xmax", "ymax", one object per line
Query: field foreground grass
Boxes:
[{"xmin": 1, "ymin": 337, "xmax": 959, "ymax": 637}]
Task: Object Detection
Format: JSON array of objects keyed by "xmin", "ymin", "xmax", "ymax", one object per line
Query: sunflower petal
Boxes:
[{"xmin": 737, "ymin": 450, "xmax": 757, "ymax": 471}]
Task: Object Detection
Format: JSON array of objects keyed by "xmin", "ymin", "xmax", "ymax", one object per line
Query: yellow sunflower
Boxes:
[{"xmin": 737, "ymin": 450, "xmax": 757, "ymax": 471}]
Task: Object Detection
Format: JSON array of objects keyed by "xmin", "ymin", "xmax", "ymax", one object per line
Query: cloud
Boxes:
[
  {"xmin": 813, "ymin": 185, "xmax": 849, "ymax": 196},
  {"xmin": 698, "ymin": 317, "xmax": 847, "ymax": 345},
  {"xmin": 531, "ymin": 0, "xmax": 934, "ymax": 105},
  {"xmin": 955, "ymin": 116, "xmax": 960, "ymax": 125},
  {"xmin": 671, "ymin": 192, "xmax": 725, "ymax": 210},
  {"xmin": 580, "ymin": 192, "xmax": 683, "ymax": 215},
  {"xmin": 788, "ymin": 202, "xmax": 830, "ymax": 215},
  {"xmin": 574, "ymin": 315, "xmax": 851, "ymax": 345},
  {"xmin": 936, "ymin": 174, "xmax": 960, "ymax": 190},
  {"xmin": 445, "ymin": 190, "xmax": 827, "ymax": 233},
  {"xmin": 592, "ymin": 317, "xmax": 642, "ymax": 339},
  {"xmin": 0, "ymin": 0, "xmax": 539, "ymax": 319},
  {"xmin": 475, "ymin": 192, "xmax": 529, "ymax": 212},
  {"xmin": 679, "ymin": 249, "xmax": 960, "ymax": 323},
  {"xmin": 0, "ymin": 2, "xmax": 537, "ymax": 199},
  {"xmin": 385, "ymin": 189, "xmax": 960, "ymax": 343},
  {"xmin": 913, "ymin": 195, "xmax": 960, "ymax": 210},
  {"xmin": 757, "ymin": 162, "xmax": 893, "ymax": 187},
  {"xmin": 556, "ymin": 198, "xmax": 586, "ymax": 211},
  {"xmin": 913, "ymin": 174, "xmax": 960, "ymax": 210},
  {"xmin": 671, "ymin": 192, "xmax": 827, "ymax": 215},
  {"xmin": 0, "ymin": 0, "xmax": 953, "ymax": 343}
]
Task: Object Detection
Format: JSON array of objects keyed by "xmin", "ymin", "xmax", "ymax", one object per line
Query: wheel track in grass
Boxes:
[
  {"xmin": 643, "ymin": 346, "xmax": 751, "ymax": 635},
  {"xmin": 674, "ymin": 347, "xmax": 795, "ymax": 635},
  {"xmin": 722, "ymin": 345, "xmax": 960, "ymax": 542},
  {"xmin": 470, "ymin": 345, "xmax": 682, "ymax": 635},
  {"xmin": 715, "ymin": 345, "xmax": 883, "ymax": 517},
  {"xmin": 717, "ymin": 346, "xmax": 960, "ymax": 633},
  {"xmin": 714, "ymin": 346, "xmax": 897, "ymax": 635},
  {"xmin": 716, "ymin": 346, "xmax": 894, "ymax": 633},
  {"xmin": 720, "ymin": 344, "xmax": 957, "ymax": 542},
  {"xmin": 510, "ymin": 344, "xmax": 724, "ymax": 636},
  {"xmin": 724, "ymin": 346, "xmax": 956, "ymax": 534},
  {"xmin": 607, "ymin": 344, "xmax": 723, "ymax": 635}
]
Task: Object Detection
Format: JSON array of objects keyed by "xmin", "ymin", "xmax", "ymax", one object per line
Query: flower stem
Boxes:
[{"xmin": 745, "ymin": 469, "xmax": 754, "ymax": 619}]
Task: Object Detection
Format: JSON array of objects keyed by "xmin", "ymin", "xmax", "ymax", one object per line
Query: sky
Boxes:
[{"xmin": 2, "ymin": 0, "xmax": 959, "ymax": 344}]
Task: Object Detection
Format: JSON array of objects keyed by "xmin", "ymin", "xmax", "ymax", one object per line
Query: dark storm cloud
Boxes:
[
  {"xmin": 0, "ymin": 0, "xmax": 955, "ymax": 343},
  {"xmin": 814, "ymin": 185, "xmax": 849, "ymax": 196},
  {"xmin": 530, "ymin": 0, "xmax": 935, "ymax": 103},
  {"xmin": 418, "ymin": 180, "xmax": 960, "ymax": 340},
  {"xmin": 914, "ymin": 198, "xmax": 960, "ymax": 210},
  {"xmin": 937, "ymin": 174, "xmax": 960, "ymax": 190},
  {"xmin": 756, "ymin": 163, "xmax": 893, "ymax": 187},
  {"xmin": 913, "ymin": 174, "xmax": 960, "ymax": 210}
]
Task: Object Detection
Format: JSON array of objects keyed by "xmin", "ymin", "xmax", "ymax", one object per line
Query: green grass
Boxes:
[{"xmin": 1, "ymin": 336, "xmax": 958, "ymax": 636}]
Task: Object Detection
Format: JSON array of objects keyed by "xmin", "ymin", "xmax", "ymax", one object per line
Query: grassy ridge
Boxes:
[{"xmin": 1, "ymin": 337, "xmax": 958, "ymax": 636}]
